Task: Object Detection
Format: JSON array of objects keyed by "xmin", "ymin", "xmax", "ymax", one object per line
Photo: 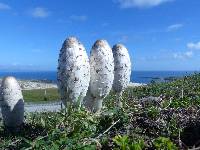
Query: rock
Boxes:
[
  {"xmin": 140, "ymin": 96, "xmax": 162, "ymax": 107},
  {"xmin": 128, "ymin": 82, "xmax": 147, "ymax": 87}
]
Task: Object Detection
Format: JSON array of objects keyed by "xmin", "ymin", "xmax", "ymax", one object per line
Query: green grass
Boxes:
[
  {"xmin": 1, "ymin": 73, "xmax": 200, "ymax": 149},
  {"xmin": 22, "ymin": 88, "xmax": 60, "ymax": 102}
]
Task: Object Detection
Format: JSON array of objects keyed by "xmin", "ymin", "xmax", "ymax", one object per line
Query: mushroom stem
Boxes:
[
  {"xmin": 84, "ymin": 91, "xmax": 103, "ymax": 113},
  {"xmin": 91, "ymin": 98, "xmax": 103, "ymax": 113},
  {"xmin": 116, "ymin": 92, "xmax": 123, "ymax": 108}
]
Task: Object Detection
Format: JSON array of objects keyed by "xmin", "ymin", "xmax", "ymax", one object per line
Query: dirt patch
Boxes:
[{"xmin": 181, "ymin": 122, "xmax": 200, "ymax": 147}]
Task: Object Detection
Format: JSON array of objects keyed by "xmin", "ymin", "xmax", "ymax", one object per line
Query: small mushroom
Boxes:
[
  {"xmin": 0, "ymin": 76, "xmax": 24, "ymax": 128},
  {"xmin": 112, "ymin": 44, "xmax": 131, "ymax": 107},
  {"xmin": 84, "ymin": 40, "xmax": 114, "ymax": 112},
  {"xmin": 57, "ymin": 37, "xmax": 90, "ymax": 107}
]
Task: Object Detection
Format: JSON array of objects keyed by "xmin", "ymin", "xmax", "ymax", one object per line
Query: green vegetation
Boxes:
[
  {"xmin": 1, "ymin": 73, "xmax": 200, "ymax": 149},
  {"xmin": 22, "ymin": 88, "xmax": 60, "ymax": 102}
]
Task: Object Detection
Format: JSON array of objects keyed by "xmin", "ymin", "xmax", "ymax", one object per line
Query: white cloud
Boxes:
[
  {"xmin": 115, "ymin": 0, "xmax": 173, "ymax": 8},
  {"xmin": 187, "ymin": 42, "xmax": 200, "ymax": 50},
  {"xmin": 185, "ymin": 51, "xmax": 193, "ymax": 57},
  {"xmin": 167, "ymin": 24, "xmax": 183, "ymax": 31},
  {"xmin": 70, "ymin": 15, "xmax": 87, "ymax": 22},
  {"xmin": 31, "ymin": 7, "xmax": 50, "ymax": 18},
  {"xmin": 119, "ymin": 35, "xmax": 129, "ymax": 43},
  {"xmin": 0, "ymin": 2, "xmax": 11, "ymax": 10},
  {"xmin": 173, "ymin": 51, "xmax": 193, "ymax": 59},
  {"xmin": 172, "ymin": 41, "xmax": 200, "ymax": 60}
]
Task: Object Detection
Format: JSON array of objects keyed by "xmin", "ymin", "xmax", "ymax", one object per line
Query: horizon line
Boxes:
[{"xmin": 0, "ymin": 70, "xmax": 200, "ymax": 72}]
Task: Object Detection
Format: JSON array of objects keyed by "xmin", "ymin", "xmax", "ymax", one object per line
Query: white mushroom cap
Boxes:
[
  {"xmin": 0, "ymin": 76, "xmax": 24, "ymax": 127},
  {"xmin": 83, "ymin": 40, "xmax": 114, "ymax": 112},
  {"xmin": 89, "ymin": 40, "xmax": 114, "ymax": 99},
  {"xmin": 57, "ymin": 37, "xmax": 90, "ymax": 106},
  {"xmin": 112, "ymin": 44, "xmax": 131, "ymax": 93}
]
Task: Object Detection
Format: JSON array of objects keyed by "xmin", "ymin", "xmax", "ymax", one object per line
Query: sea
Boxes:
[{"xmin": 0, "ymin": 71, "xmax": 199, "ymax": 84}]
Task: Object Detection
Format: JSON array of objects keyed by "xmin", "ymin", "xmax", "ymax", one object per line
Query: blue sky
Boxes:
[{"xmin": 0, "ymin": 0, "xmax": 200, "ymax": 71}]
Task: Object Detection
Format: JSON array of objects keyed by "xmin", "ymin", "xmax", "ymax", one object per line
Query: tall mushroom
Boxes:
[
  {"xmin": 84, "ymin": 40, "xmax": 114, "ymax": 112},
  {"xmin": 57, "ymin": 37, "xmax": 90, "ymax": 107},
  {"xmin": 0, "ymin": 76, "xmax": 24, "ymax": 128},
  {"xmin": 112, "ymin": 44, "xmax": 131, "ymax": 107}
]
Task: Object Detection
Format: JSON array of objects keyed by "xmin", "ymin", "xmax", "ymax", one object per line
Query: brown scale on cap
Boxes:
[
  {"xmin": 113, "ymin": 44, "xmax": 125, "ymax": 51},
  {"xmin": 93, "ymin": 40, "xmax": 108, "ymax": 49},
  {"xmin": 64, "ymin": 37, "xmax": 78, "ymax": 46}
]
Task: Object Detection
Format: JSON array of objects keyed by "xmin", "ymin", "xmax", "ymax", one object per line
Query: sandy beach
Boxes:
[{"xmin": 0, "ymin": 78, "xmax": 57, "ymax": 90}]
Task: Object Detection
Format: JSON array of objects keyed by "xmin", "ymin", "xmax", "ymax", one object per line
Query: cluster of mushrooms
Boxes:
[
  {"xmin": 0, "ymin": 36, "xmax": 131, "ymax": 128},
  {"xmin": 57, "ymin": 37, "xmax": 131, "ymax": 113}
]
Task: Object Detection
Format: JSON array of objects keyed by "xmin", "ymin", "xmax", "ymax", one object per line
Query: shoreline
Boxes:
[
  {"xmin": 0, "ymin": 78, "xmax": 57, "ymax": 90},
  {"xmin": 0, "ymin": 78, "xmax": 146, "ymax": 90}
]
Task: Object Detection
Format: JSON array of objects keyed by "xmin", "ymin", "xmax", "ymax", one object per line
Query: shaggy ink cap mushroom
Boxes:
[{"xmin": 0, "ymin": 76, "xmax": 24, "ymax": 127}]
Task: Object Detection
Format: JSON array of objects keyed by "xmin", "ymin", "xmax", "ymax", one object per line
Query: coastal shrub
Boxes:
[
  {"xmin": 113, "ymin": 135, "xmax": 145, "ymax": 150},
  {"xmin": 1, "ymin": 73, "xmax": 200, "ymax": 149},
  {"xmin": 153, "ymin": 137, "xmax": 178, "ymax": 150}
]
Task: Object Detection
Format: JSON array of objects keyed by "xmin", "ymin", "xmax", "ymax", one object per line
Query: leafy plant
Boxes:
[
  {"xmin": 153, "ymin": 137, "xmax": 178, "ymax": 150},
  {"xmin": 113, "ymin": 135, "xmax": 145, "ymax": 150},
  {"xmin": 146, "ymin": 106, "xmax": 160, "ymax": 119},
  {"xmin": 1, "ymin": 73, "xmax": 200, "ymax": 149}
]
